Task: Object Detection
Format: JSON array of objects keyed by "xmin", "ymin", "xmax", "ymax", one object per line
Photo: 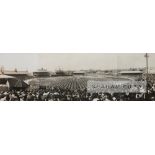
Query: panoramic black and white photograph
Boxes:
[
  {"xmin": 1, "ymin": 0, "xmax": 155, "ymax": 155},
  {"xmin": 0, "ymin": 53, "xmax": 154, "ymax": 101}
]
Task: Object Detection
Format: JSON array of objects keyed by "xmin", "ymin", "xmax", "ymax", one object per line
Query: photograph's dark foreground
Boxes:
[
  {"xmin": 0, "ymin": 87, "xmax": 155, "ymax": 101},
  {"xmin": 0, "ymin": 53, "xmax": 155, "ymax": 101}
]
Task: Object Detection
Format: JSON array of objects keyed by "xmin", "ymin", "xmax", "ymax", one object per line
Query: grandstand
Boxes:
[
  {"xmin": 55, "ymin": 69, "xmax": 73, "ymax": 76},
  {"xmin": 119, "ymin": 70, "xmax": 143, "ymax": 79},
  {"xmin": 73, "ymin": 71, "xmax": 85, "ymax": 76},
  {"xmin": 33, "ymin": 68, "xmax": 50, "ymax": 77},
  {"xmin": 0, "ymin": 68, "xmax": 30, "ymax": 80}
]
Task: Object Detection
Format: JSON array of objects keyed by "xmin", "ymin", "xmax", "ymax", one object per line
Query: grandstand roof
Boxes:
[
  {"xmin": 73, "ymin": 71, "xmax": 85, "ymax": 74},
  {"xmin": 34, "ymin": 68, "xmax": 49, "ymax": 73},
  {"xmin": 1, "ymin": 70, "xmax": 28, "ymax": 75},
  {"xmin": 0, "ymin": 74, "xmax": 15, "ymax": 79},
  {"xmin": 33, "ymin": 70, "xmax": 49, "ymax": 73},
  {"xmin": 119, "ymin": 71, "xmax": 143, "ymax": 74}
]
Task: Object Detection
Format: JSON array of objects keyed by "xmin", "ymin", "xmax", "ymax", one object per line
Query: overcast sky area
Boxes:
[{"xmin": 0, "ymin": 53, "xmax": 155, "ymax": 71}]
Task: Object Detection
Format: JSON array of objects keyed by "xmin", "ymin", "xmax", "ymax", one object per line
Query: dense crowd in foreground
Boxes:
[{"xmin": 0, "ymin": 84, "xmax": 155, "ymax": 101}]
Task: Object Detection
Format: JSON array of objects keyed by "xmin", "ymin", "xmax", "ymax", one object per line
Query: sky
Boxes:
[{"xmin": 0, "ymin": 53, "xmax": 155, "ymax": 72}]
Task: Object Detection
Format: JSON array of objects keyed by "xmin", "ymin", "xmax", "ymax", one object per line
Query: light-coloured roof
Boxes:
[
  {"xmin": 0, "ymin": 74, "xmax": 16, "ymax": 79},
  {"xmin": 119, "ymin": 71, "xmax": 143, "ymax": 74},
  {"xmin": 73, "ymin": 71, "xmax": 85, "ymax": 74},
  {"xmin": 33, "ymin": 68, "xmax": 49, "ymax": 72},
  {"xmin": 2, "ymin": 70, "xmax": 28, "ymax": 75},
  {"xmin": 33, "ymin": 71, "xmax": 49, "ymax": 73}
]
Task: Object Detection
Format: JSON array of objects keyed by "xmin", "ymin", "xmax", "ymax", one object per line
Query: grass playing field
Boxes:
[{"xmin": 27, "ymin": 75, "xmax": 131, "ymax": 90}]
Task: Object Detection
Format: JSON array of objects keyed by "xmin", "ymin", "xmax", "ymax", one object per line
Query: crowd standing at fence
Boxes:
[{"xmin": 0, "ymin": 82, "xmax": 155, "ymax": 101}]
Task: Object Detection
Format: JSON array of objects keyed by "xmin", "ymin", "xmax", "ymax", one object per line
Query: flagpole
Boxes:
[{"xmin": 144, "ymin": 53, "xmax": 149, "ymax": 95}]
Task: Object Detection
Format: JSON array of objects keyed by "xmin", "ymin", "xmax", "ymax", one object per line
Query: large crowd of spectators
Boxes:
[{"xmin": 0, "ymin": 83, "xmax": 155, "ymax": 101}]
